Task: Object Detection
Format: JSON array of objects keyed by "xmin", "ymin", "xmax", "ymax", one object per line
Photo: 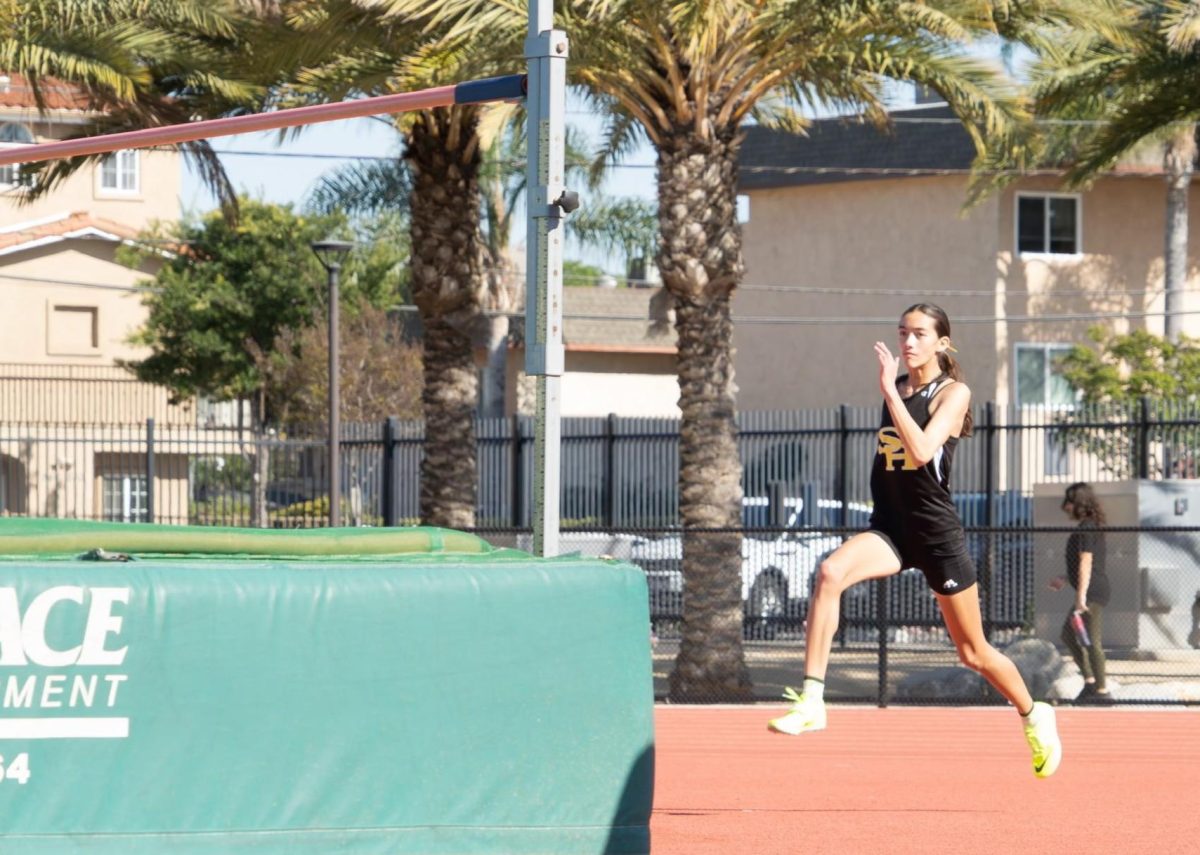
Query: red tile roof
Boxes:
[
  {"xmin": 0, "ymin": 211, "xmax": 140, "ymax": 252},
  {"xmin": 0, "ymin": 74, "xmax": 91, "ymax": 112}
]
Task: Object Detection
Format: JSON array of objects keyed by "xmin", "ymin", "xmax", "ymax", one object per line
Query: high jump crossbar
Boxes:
[
  {"xmin": 0, "ymin": 75, "xmax": 526, "ymax": 168},
  {"xmin": 0, "ymin": 3, "xmax": 567, "ymax": 558}
]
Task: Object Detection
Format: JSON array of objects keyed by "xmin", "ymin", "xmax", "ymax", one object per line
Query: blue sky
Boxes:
[
  {"xmin": 181, "ymin": 91, "xmax": 659, "ymax": 274},
  {"xmin": 181, "ymin": 40, "xmax": 1013, "ymax": 275}
]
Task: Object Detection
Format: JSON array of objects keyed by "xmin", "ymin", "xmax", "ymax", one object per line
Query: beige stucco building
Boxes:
[
  {"xmin": 507, "ymin": 284, "xmax": 679, "ymax": 418},
  {"xmin": 0, "ymin": 76, "xmax": 183, "ymax": 401},
  {"xmin": 0, "ymin": 76, "xmax": 211, "ymax": 522},
  {"xmin": 735, "ymin": 105, "xmax": 1200, "ymax": 413}
]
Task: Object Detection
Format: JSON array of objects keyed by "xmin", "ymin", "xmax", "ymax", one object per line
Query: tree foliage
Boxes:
[
  {"xmin": 1058, "ymin": 325, "xmax": 1200, "ymax": 401},
  {"xmin": 258, "ymin": 304, "xmax": 423, "ymax": 427},
  {"xmin": 1054, "ymin": 325, "xmax": 1200, "ymax": 479},
  {"xmin": 0, "ymin": 0, "xmax": 270, "ymax": 215},
  {"xmin": 124, "ymin": 199, "xmax": 409, "ymax": 423}
]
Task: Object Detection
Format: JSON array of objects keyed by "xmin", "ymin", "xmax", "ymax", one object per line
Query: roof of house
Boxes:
[
  {"xmin": 559, "ymin": 285, "xmax": 675, "ymax": 353},
  {"xmin": 0, "ymin": 211, "xmax": 142, "ymax": 256},
  {"xmin": 0, "ymin": 74, "xmax": 91, "ymax": 113},
  {"xmin": 405, "ymin": 285, "xmax": 675, "ymax": 354},
  {"xmin": 739, "ymin": 105, "xmax": 980, "ymax": 192}
]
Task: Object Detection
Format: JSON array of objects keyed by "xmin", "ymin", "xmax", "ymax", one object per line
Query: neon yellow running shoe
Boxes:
[
  {"xmin": 1023, "ymin": 701, "xmax": 1062, "ymax": 779},
  {"xmin": 767, "ymin": 687, "xmax": 826, "ymax": 735}
]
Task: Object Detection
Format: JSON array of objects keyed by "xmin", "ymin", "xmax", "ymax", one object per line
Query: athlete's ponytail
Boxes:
[{"xmin": 904, "ymin": 302, "xmax": 973, "ymax": 437}]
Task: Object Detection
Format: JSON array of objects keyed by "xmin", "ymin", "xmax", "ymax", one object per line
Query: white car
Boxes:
[{"xmin": 630, "ymin": 497, "xmax": 873, "ymax": 639}]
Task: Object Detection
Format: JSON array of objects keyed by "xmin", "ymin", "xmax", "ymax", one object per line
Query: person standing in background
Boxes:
[{"xmin": 1050, "ymin": 482, "xmax": 1113, "ymax": 703}]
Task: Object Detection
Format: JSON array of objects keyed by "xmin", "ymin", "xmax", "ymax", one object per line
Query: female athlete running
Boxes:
[{"xmin": 768, "ymin": 303, "xmax": 1062, "ymax": 779}]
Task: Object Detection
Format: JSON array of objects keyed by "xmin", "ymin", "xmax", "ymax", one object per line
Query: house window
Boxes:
[
  {"xmin": 99, "ymin": 150, "xmax": 139, "ymax": 193},
  {"xmin": 1015, "ymin": 344, "xmax": 1075, "ymax": 407},
  {"xmin": 1017, "ymin": 194, "xmax": 1080, "ymax": 255},
  {"xmin": 47, "ymin": 304, "xmax": 99, "ymax": 355},
  {"xmin": 1017, "ymin": 344, "xmax": 1076, "ymax": 476},
  {"xmin": 102, "ymin": 475, "xmax": 148, "ymax": 523},
  {"xmin": 0, "ymin": 122, "xmax": 35, "ymax": 189}
]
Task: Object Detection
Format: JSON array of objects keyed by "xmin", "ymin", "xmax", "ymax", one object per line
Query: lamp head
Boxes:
[{"xmin": 310, "ymin": 238, "xmax": 355, "ymax": 272}]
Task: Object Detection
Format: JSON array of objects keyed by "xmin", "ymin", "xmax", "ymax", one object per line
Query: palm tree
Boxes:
[
  {"xmin": 1030, "ymin": 1, "xmax": 1200, "ymax": 342},
  {"xmin": 268, "ymin": 1, "xmax": 523, "ymax": 528},
  {"xmin": 0, "ymin": 0, "xmax": 266, "ymax": 216},
  {"xmin": 305, "ymin": 121, "xmax": 597, "ymax": 419},
  {"xmin": 374, "ymin": 0, "xmax": 1096, "ymax": 701}
]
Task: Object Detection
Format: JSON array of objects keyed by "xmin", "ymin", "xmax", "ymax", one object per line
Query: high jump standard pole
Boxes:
[{"xmin": 525, "ymin": 0, "xmax": 568, "ymax": 557}]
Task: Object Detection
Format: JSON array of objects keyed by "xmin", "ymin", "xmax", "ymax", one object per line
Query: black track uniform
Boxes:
[{"xmin": 868, "ymin": 373, "xmax": 977, "ymax": 595}]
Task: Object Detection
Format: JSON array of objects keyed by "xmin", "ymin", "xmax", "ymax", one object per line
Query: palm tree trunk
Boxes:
[
  {"xmin": 407, "ymin": 107, "xmax": 487, "ymax": 528},
  {"xmin": 658, "ymin": 125, "xmax": 753, "ymax": 703},
  {"xmin": 1163, "ymin": 128, "xmax": 1195, "ymax": 343}
]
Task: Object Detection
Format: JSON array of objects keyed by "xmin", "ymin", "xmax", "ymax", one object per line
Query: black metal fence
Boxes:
[{"xmin": 1, "ymin": 399, "xmax": 1198, "ymax": 705}]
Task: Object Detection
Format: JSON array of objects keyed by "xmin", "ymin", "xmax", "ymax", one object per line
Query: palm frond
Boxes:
[{"xmin": 305, "ymin": 157, "xmax": 412, "ymax": 218}]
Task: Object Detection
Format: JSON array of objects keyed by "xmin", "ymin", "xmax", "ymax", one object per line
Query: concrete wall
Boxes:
[
  {"xmin": 0, "ymin": 242, "xmax": 159, "ymax": 366},
  {"xmin": 735, "ymin": 176, "xmax": 1001, "ymax": 410},
  {"xmin": 737, "ymin": 174, "xmax": 1200, "ymax": 413},
  {"xmin": 507, "ymin": 350, "xmax": 679, "ymax": 417},
  {"xmin": 996, "ymin": 176, "xmax": 1200, "ymax": 406},
  {"xmin": 0, "ymin": 117, "xmax": 180, "ymax": 231}
]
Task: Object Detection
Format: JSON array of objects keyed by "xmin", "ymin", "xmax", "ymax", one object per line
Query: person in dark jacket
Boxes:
[{"xmin": 1050, "ymin": 482, "xmax": 1112, "ymax": 703}]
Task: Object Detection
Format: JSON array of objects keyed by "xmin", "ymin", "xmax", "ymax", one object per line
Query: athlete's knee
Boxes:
[
  {"xmin": 955, "ymin": 641, "xmax": 990, "ymax": 672},
  {"xmin": 815, "ymin": 557, "xmax": 848, "ymax": 595}
]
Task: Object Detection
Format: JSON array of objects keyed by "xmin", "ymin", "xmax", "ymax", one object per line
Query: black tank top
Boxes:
[{"xmin": 869, "ymin": 373, "xmax": 962, "ymax": 543}]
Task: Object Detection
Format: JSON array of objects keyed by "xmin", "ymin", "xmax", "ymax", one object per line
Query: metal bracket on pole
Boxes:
[{"xmin": 526, "ymin": 0, "xmax": 569, "ymax": 557}]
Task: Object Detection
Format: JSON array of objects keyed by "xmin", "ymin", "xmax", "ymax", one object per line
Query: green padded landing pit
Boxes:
[{"xmin": 0, "ymin": 520, "xmax": 654, "ymax": 854}]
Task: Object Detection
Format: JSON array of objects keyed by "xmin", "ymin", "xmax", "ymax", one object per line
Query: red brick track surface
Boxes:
[{"xmin": 651, "ymin": 705, "xmax": 1200, "ymax": 855}]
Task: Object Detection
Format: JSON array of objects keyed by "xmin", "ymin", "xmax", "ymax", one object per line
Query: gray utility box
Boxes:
[{"xmin": 1032, "ymin": 480, "xmax": 1200, "ymax": 652}]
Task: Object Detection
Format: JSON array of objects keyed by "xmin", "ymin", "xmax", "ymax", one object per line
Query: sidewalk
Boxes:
[{"xmin": 651, "ymin": 639, "xmax": 1200, "ymax": 703}]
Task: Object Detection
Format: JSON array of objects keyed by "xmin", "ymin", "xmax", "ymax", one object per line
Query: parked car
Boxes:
[{"xmin": 630, "ymin": 496, "xmax": 873, "ymax": 639}]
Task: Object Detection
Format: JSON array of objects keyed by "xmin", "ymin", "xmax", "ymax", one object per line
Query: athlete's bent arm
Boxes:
[{"xmin": 874, "ymin": 341, "xmax": 970, "ymax": 466}]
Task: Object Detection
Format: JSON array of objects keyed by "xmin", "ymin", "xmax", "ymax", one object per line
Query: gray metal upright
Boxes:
[{"xmin": 525, "ymin": 0, "xmax": 568, "ymax": 556}]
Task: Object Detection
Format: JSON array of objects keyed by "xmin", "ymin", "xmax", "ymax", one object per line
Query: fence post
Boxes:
[
  {"xmin": 605, "ymin": 413, "xmax": 617, "ymax": 527},
  {"xmin": 876, "ymin": 576, "xmax": 889, "ymax": 707},
  {"xmin": 511, "ymin": 414, "xmax": 523, "ymax": 528},
  {"xmin": 382, "ymin": 417, "xmax": 398, "ymax": 527},
  {"xmin": 836, "ymin": 405, "xmax": 852, "ymax": 648},
  {"xmin": 838, "ymin": 404, "xmax": 850, "ymax": 528},
  {"xmin": 983, "ymin": 402, "xmax": 996, "ymax": 642},
  {"xmin": 1138, "ymin": 397, "xmax": 1151, "ymax": 479},
  {"xmin": 145, "ymin": 417, "xmax": 155, "ymax": 524}
]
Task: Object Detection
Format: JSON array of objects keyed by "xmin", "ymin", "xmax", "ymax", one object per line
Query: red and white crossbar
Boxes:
[{"xmin": 0, "ymin": 74, "xmax": 526, "ymax": 167}]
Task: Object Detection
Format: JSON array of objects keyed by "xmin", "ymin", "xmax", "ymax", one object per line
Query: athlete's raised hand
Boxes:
[{"xmin": 875, "ymin": 341, "xmax": 900, "ymax": 398}]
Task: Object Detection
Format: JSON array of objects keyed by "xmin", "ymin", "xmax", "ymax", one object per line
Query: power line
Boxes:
[
  {"xmin": 733, "ymin": 283, "xmax": 1185, "ymax": 299},
  {"xmin": 556, "ymin": 307, "xmax": 1200, "ymax": 326},
  {"xmin": 4, "ymin": 273, "xmax": 1194, "ymax": 327},
  {"xmin": 563, "ymin": 275, "xmax": 1197, "ymax": 300},
  {"xmin": 0, "ymin": 271, "xmax": 151, "ymax": 293},
  {"xmin": 205, "ymin": 149, "xmax": 1179, "ymax": 180}
]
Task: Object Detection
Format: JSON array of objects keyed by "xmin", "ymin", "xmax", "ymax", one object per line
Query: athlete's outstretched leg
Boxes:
[
  {"xmin": 937, "ymin": 588, "xmax": 1062, "ymax": 778},
  {"xmin": 805, "ymin": 532, "xmax": 902, "ymax": 679},
  {"xmin": 768, "ymin": 532, "xmax": 900, "ymax": 735}
]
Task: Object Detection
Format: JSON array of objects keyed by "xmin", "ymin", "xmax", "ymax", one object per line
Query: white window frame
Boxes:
[
  {"xmin": 0, "ymin": 122, "xmax": 35, "ymax": 190},
  {"xmin": 1013, "ymin": 343, "xmax": 1077, "ymax": 409},
  {"xmin": 1014, "ymin": 191, "xmax": 1082, "ymax": 258},
  {"xmin": 101, "ymin": 474, "xmax": 148, "ymax": 523},
  {"xmin": 97, "ymin": 149, "xmax": 140, "ymax": 195}
]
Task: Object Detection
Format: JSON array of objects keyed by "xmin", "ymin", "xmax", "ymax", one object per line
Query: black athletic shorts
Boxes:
[{"xmin": 868, "ymin": 527, "xmax": 977, "ymax": 596}]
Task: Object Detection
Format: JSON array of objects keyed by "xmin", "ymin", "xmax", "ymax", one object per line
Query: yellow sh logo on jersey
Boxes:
[{"xmin": 877, "ymin": 427, "xmax": 918, "ymax": 471}]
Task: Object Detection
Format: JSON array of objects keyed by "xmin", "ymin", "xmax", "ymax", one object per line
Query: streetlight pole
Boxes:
[{"xmin": 311, "ymin": 239, "xmax": 355, "ymax": 528}]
